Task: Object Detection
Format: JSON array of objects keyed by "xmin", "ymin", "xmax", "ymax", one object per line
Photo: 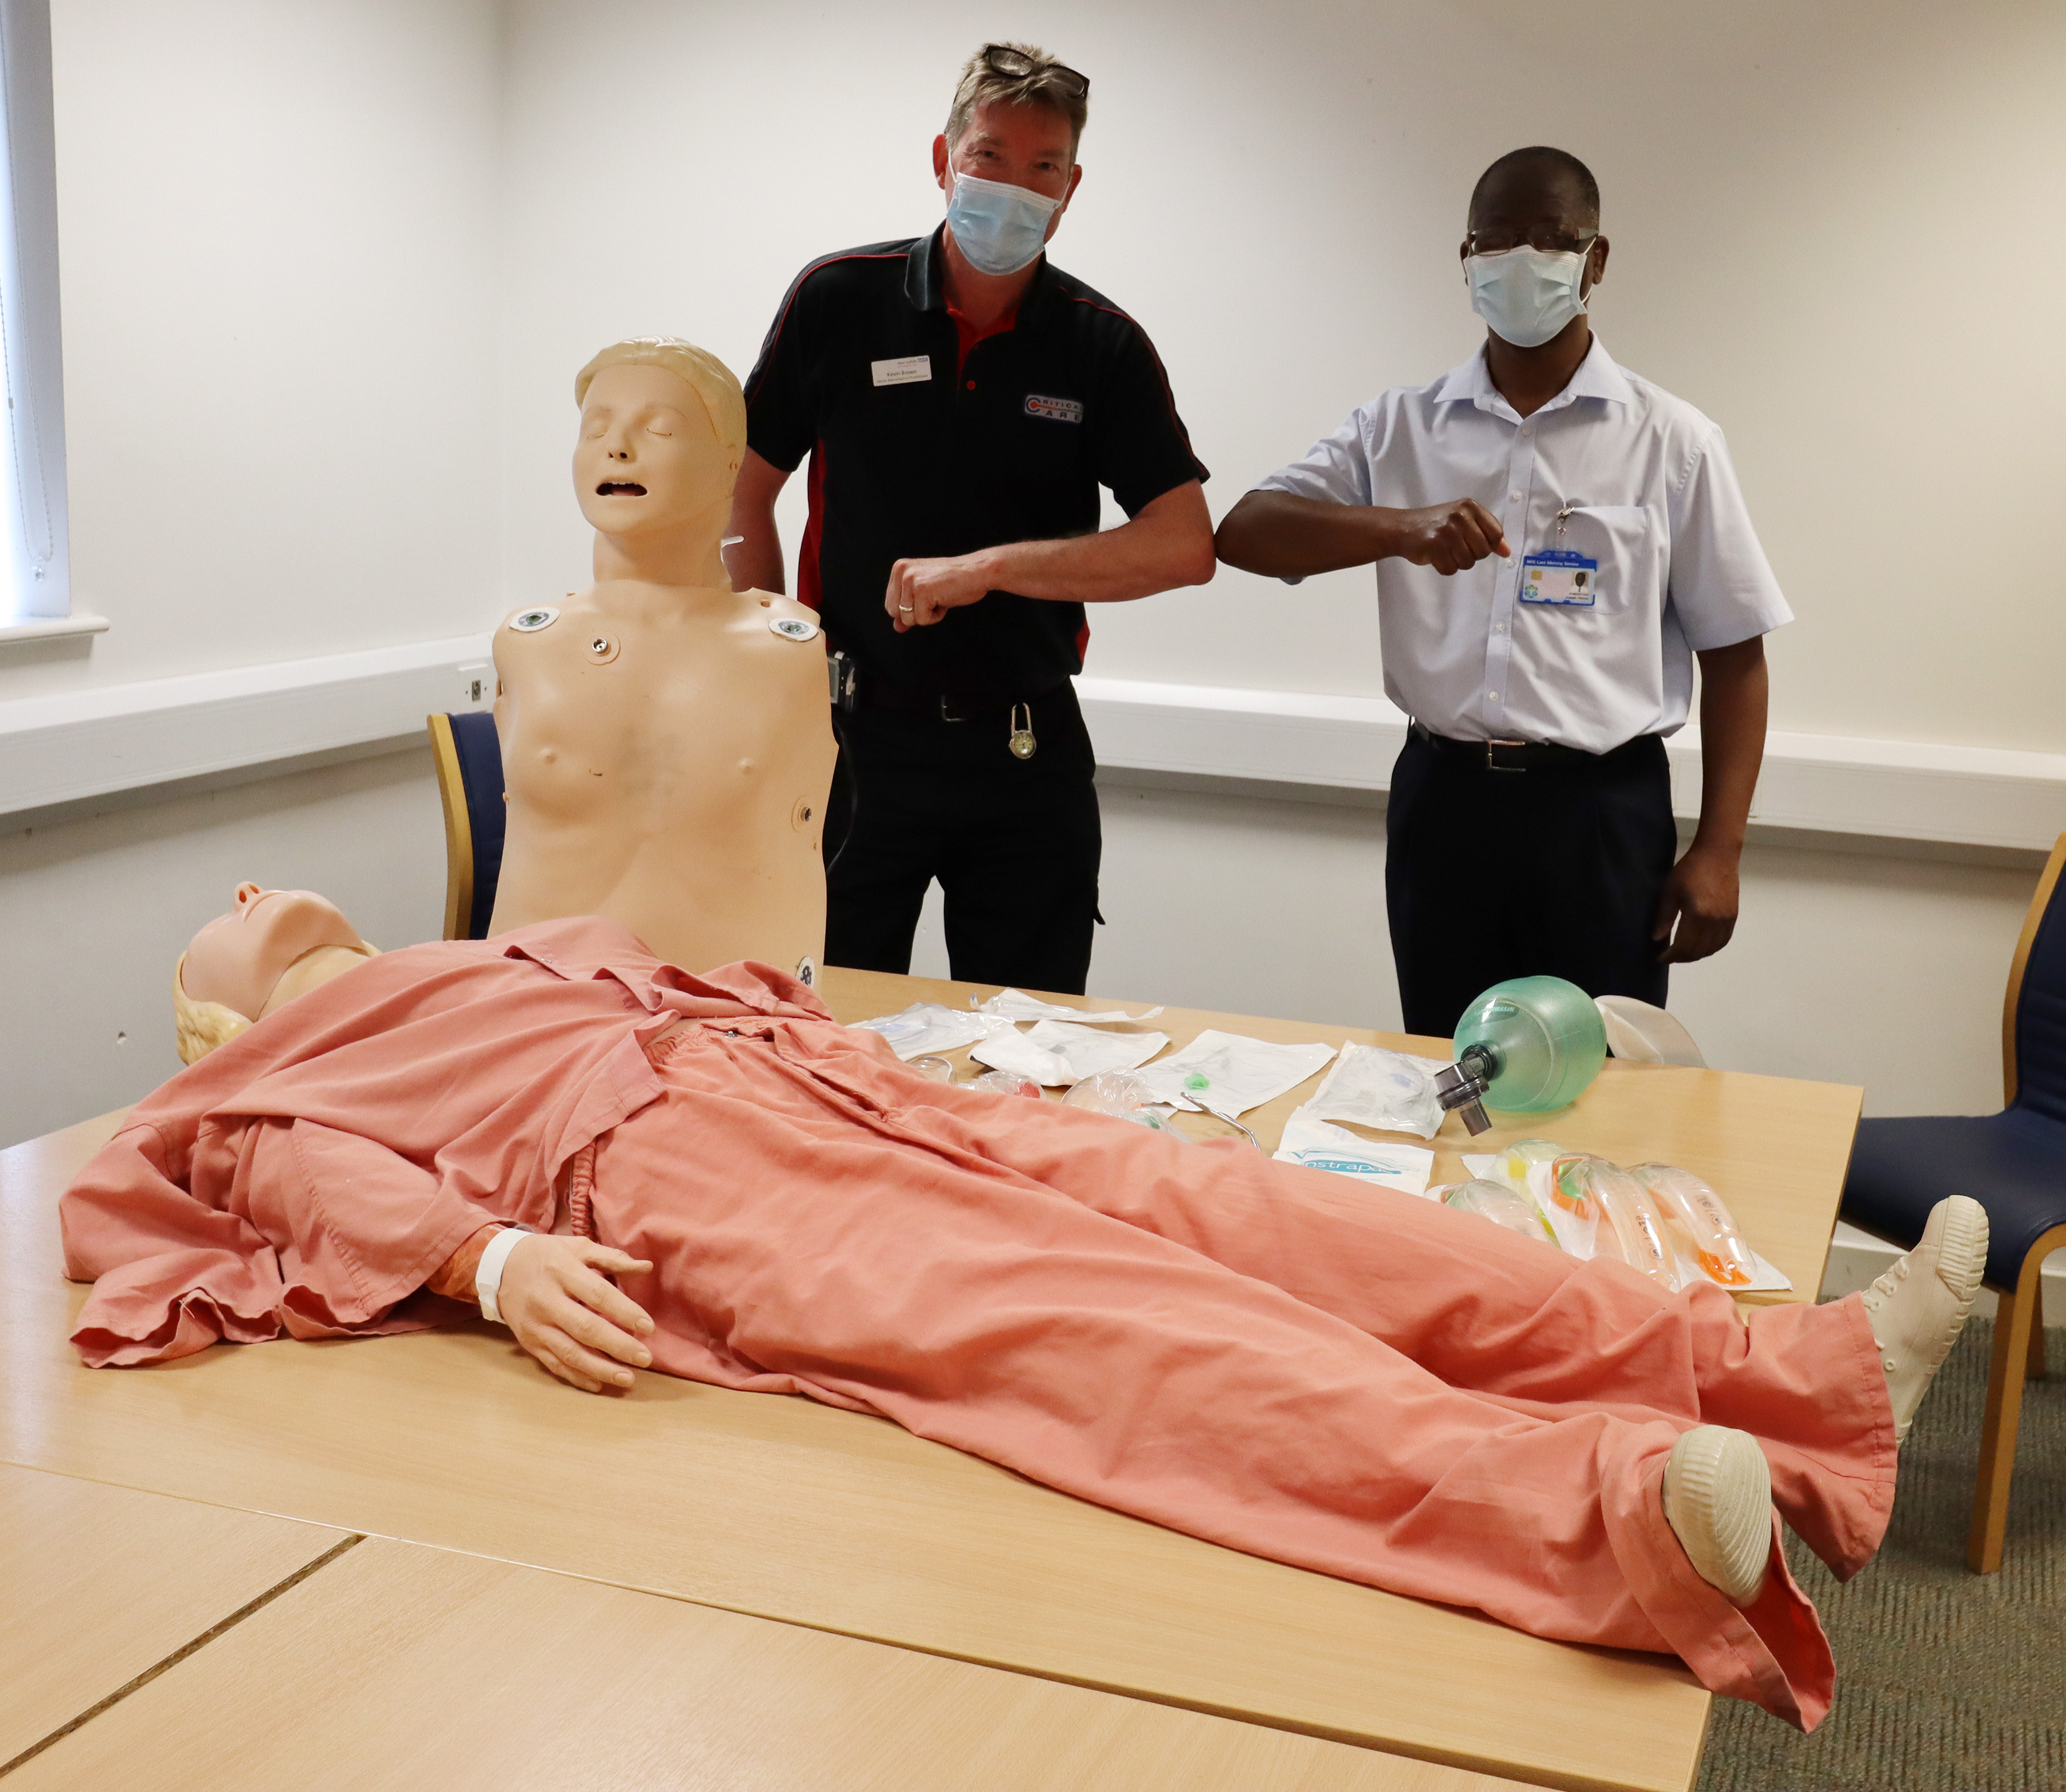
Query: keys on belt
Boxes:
[{"xmin": 831, "ymin": 650, "xmax": 1043, "ymax": 759}]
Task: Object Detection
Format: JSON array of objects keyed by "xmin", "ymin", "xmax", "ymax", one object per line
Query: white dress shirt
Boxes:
[{"xmin": 1255, "ymin": 337, "xmax": 1792, "ymax": 754}]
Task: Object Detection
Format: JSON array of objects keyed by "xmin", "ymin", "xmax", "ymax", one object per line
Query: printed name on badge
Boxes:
[
  {"xmin": 871, "ymin": 356, "xmax": 932, "ymax": 387},
  {"xmin": 1518, "ymin": 548, "xmax": 1600, "ymax": 607},
  {"xmin": 1024, "ymin": 394, "xmax": 1085, "ymax": 424}
]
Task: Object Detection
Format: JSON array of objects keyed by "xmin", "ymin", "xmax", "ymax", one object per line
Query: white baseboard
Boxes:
[
  {"xmin": 1074, "ymin": 676, "xmax": 2066, "ymax": 854},
  {"xmin": 3, "ymin": 643, "xmax": 2062, "ymax": 853},
  {"xmin": 0, "ymin": 634, "xmax": 495, "ymax": 818}
]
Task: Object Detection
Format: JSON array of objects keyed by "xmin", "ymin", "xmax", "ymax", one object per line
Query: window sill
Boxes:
[{"xmin": 0, "ymin": 613, "xmax": 108, "ymax": 646}]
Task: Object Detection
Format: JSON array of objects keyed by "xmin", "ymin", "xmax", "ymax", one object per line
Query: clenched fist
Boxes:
[{"xmin": 1384, "ymin": 500, "xmax": 1510, "ymax": 575}]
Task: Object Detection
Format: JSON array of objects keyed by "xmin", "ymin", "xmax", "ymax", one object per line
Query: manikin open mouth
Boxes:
[{"xmin": 596, "ymin": 480, "xmax": 647, "ymax": 496}]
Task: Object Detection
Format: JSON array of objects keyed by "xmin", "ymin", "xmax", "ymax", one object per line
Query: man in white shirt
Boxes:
[{"xmin": 1216, "ymin": 146, "xmax": 1789, "ymax": 1036}]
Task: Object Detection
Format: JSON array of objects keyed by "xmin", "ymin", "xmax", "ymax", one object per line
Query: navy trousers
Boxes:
[
  {"xmin": 1385, "ymin": 731, "xmax": 1677, "ymax": 1040},
  {"xmin": 825, "ymin": 682, "xmax": 1101, "ymax": 994}
]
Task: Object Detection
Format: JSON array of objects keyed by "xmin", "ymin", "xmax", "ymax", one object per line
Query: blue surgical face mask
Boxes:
[
  {"xmin": 945, "ymin": 170, "xmax": 1062, "ymax": 276},
  {"xmin": 1465, "ymin": 245, "xmax": 1592, "ymax": 349}
]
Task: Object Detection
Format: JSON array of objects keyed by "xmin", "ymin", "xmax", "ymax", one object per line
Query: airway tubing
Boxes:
[{"xmin": 475, "ymin": 1227, "xmax": 532, "ymax": 1325}]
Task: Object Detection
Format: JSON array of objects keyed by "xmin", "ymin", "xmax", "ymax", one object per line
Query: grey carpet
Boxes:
[{"xmin": 1696, "ymin": 1320, "xmax": 2065, "ymax": 1791}]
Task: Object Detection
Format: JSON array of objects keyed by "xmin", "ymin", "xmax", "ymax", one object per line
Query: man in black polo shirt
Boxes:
[{"xmin": 725, "ymin": 42, "xmax": 1212, "ymax": 996}]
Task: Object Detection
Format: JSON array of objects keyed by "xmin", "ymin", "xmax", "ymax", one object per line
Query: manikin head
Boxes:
[
  {"xmin": 572, "ymin": 338, "xmax": 746, "ymax": 566},
  {"xmin": 932, "ymin": 43, "xmax": 1087, "ymax": 269},
  {"xmin": 174, "ymin": 883, "xmax": 378, "ymax": 1063}
]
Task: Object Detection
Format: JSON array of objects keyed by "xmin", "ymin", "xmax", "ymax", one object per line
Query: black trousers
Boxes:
[
  {"xmin": 825, "ymin": 682, "xmax": 1101, "ymax": 994},
  {"xmin": 1385, "ymin": 731, "xmax": 1677, "ymax": 1040}
]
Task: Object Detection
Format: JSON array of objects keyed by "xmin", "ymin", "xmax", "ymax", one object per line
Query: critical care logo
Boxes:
[{"xmin": 1024, "ymin": 394, "xmax": 1084, "ymax": 424}]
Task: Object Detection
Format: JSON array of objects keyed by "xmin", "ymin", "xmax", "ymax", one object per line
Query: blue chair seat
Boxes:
[
  {"xmin": 1837, "ymin": 832, "xmax": 2066, "ymax": 1570},
  {"xmin": 1846, "ymin": 1108, "xmax": 2066, "ymax": 1293}
]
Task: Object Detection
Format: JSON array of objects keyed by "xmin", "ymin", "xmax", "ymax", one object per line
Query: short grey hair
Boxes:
[{"xmin": 945, "ymin": 43, "xmax": 1087, "ymax": 156}]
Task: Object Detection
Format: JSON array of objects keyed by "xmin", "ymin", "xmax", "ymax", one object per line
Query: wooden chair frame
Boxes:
[
  {"xmin": 426, "ymin": 712, "xmax": 476, "ymax": 943},
  {"xmin": 1968, "ymin": 829, "xmax": 2066, "ymax": 1571}
]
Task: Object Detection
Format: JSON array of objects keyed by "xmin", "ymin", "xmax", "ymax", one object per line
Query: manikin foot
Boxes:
[
  {"xmin": 1859, "ymin": 1194, "xmax": 1989, "ymax": 1444},
  {"xmin": 1663, "ymin": 1425, "xmax": 1772, "ymax": 1605}
]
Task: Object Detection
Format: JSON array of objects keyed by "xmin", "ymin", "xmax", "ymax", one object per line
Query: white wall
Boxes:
[
  {"xmin": 496, "ymin": 0, "xmax": 2066, "ymax": 749},
  {"xmin": 6, "ymin": 1, "xmax": 2061, "ymax": 1154},
  {"xmin": 0, "ymin": 750, "xmax": 444, "ymax": 1145},
  {"xmin": 7, "ymin": 0, "xmax": 506, "ymax": 699}
]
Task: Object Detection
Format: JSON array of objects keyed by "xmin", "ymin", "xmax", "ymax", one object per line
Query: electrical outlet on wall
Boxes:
[{"xmin": 456, "ymin": 661, "xmax": 493, "ymax": 710}]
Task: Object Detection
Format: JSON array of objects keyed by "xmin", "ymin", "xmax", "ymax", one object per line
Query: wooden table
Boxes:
[
  {"xmin": 0, "ymin": 1462, "xmax": 346, "ymax": 1766},
  {"xmin": 5, "ymin": 1512, "xmax": 1533, "ymax": 1791},
  {"xmin": 0, "ymin": 968, "xmax": 1863, "ymax": 1792}
]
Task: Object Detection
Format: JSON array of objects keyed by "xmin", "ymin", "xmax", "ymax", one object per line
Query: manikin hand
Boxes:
[
  {"xmin": 1384, "ymin": 500, "xmax": 1510, "ymax": 575},
  {"xmin": 1652, "ymin": 842, "xmax": 1739, "ymax": 964},
  {"xmin": 496, "ymin": 1234, "xmax": 657, "ymax": 1393},
  {"xmin": 885, "ymin": 551, "xmax": 996, "ymax": 630}
]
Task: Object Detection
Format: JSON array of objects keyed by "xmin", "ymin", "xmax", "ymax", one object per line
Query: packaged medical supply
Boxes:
[
  {"xmin": 1551, "ymin": 1155, "xmax": 1678, "ymax": 1289},
  {"xmin": 1435, "ymin": 1179, "xmax": 1558, "ymax": 1244},
  {"xmin": 1062, "ymin": 1070, "xmax": 1191, "ymax": 1138},
  {"xmin": 1272, "ymin": 1108, "xmax": 1435, "ymax": 1197},
  {"xmin": 1135, "ymin": 1030, "xmax": 1337, "ymax": 1120},
  {"xmin": 1632, "ymin": 1163, "xmax": 1758, "ymax": 1289},
  {"xmin": 1483, "ymin": 1138, "xmax": 1566, "ymax": 1196},
  {"xmin": 857, "ymin": 1003, "xmax": 1014, "ymax": 1061},
  {"xmin": 975, "ymin": 988, "xmax": 1165, "ymax": 1025},
  {"xmin": 1432, "ymin": 976, "xmax": 1609, "ymax": 1135},
  {"xmin": 1461, "ymin": 1147, "xmax": 1795, "ymax": 1293},
  {"xmin": 967, "ymin": 1069, "xmax": 1044, "ymax": 1099},
  {"xmin": 1301, "ymin": 1042, "xmax": 1448, "ymax": 1139},
  {"xmin": 969, "ymin": 1018, "xmax": 1170, "ymax": 1086}
]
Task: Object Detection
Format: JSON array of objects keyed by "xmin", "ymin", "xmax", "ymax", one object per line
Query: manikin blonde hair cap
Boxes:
[
  {"xmin": 574, "ymin": 336, "xmax": 747, "ymax": 457},
  {"xmin": 172, "ymin": 954, "xmax": 253, "ymax": 1066}
]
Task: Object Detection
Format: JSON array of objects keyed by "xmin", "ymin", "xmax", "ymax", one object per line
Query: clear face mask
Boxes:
[
  {"xmin": 945, "ymin": 169, "xmax": 1063, "ymax": 276},
  {"xmin": 1465, "ymin": 242, "xmax": 1594, "ymax": 349}
]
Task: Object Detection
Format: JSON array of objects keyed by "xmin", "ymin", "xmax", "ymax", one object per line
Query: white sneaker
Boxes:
[
  {"xmin": 1663, "ymin": 1425, "xmax": 1772, "ymax": 1604},
  {"xmin": 1859, "ymin": 1195, "xmax": 1989, "ymax": 1444}
]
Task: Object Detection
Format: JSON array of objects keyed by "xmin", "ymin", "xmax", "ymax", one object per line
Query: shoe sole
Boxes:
[
  {"xmin": 1931, "ymin": 1196, "xmax": 1989, "ymax": 1304},
  {"xmin": 1665, "ymin": 1425, "xmax": 1771, "ymax": 1604}
]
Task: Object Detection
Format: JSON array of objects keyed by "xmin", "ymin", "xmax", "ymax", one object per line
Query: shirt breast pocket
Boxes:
[{"xmin": 1546, "ymin": 505, "xmax": 1662, "ymax": 615}]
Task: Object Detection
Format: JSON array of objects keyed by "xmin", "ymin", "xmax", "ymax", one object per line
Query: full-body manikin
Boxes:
[{"xmin": 62, "ymin": 887, "xmax": 1987, "ymax": 1733}]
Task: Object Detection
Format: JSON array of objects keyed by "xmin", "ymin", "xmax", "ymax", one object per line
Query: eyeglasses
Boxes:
[
  {"xmin": 980, "ymin": 43, "xmax": 1089, "ymax": 100},
  {"xmin": 1465, "ymin": 227, "xmax": 1598, "ymax": 258}
]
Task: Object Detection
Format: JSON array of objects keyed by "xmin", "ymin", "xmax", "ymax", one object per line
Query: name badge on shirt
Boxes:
[
  {"xmin": 871, "ymin": 355, "xmax": 931, "ymax": 387},
  {"xmin": 1518, "ymin": 548, "xmax": 1599, "ymax": 607}
]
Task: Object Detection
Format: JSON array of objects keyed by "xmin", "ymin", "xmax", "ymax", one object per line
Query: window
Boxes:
[{"xmin": 0, "ymin": 0, "xmax": 70, "ymax": 632}]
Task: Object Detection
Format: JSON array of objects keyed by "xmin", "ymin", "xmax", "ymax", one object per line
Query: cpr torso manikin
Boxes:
[{"xmin": 488, "ymin": 338, "xmax": 835, "ymax": 983}]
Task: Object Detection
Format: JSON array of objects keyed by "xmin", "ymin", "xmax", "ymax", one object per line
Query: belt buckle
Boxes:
[{"xmin": 1485, "ymin": 737, "xmax": 1529, "ymax": 773}]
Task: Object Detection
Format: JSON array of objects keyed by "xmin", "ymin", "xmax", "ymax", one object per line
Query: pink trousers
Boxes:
[{"xmin": 590, "ymin": 1022, "xmax": 1895, "ymax": 1728}]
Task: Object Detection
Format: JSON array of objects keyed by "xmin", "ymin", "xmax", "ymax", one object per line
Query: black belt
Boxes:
[
  {"xmin": 831, "ymin": 650, "xmax": 1065, "ymax": 723},
  {"xmin": 1409, "ymin": 721, "xmax": 1649, "ymax": 773}
]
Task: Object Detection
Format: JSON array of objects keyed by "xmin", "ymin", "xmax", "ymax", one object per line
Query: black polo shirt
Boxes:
[{"xmin": 742, "ymin": 226, "xmax": 1207, "ymax": 701}]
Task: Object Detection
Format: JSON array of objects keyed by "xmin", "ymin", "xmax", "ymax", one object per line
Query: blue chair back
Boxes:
[
  {"xmin": 428, "ymin": 710, "xmax": 506, "ymax": 941},
  {"xmin": 2008, "ymin": 844, "xmax": 2066, "ymax": 1125}
]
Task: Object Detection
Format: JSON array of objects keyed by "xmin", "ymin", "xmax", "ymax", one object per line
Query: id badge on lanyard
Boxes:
[{"xmin": 1518, "ymin": 502, "xmax": 1597, "ymax": 607}]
